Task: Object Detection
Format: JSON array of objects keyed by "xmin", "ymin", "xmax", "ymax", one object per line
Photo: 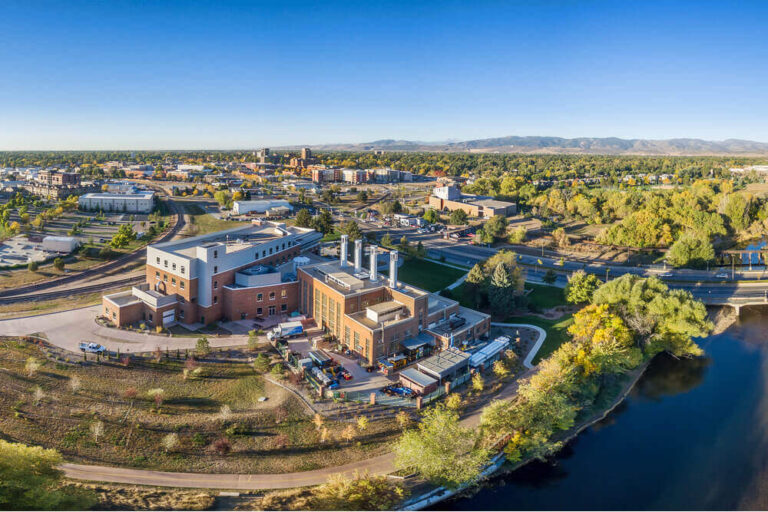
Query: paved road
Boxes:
[{"xmin": 0, "ymin": 306, "xmax": 249, "ymax": 352}]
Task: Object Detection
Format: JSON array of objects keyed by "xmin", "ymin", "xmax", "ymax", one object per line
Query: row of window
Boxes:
[
  {"xmin": 157, "ymin": 257, "xmax": 186, "ymax": 275},
  {"xmin": 155, "ymin": 272, "xmax": 186, "ymax": 290}
]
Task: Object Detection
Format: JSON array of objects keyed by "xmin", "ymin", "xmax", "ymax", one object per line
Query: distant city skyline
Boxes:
[{"xmin": 2, "ymin": 0, "xmax": 768, "ymax": 150}]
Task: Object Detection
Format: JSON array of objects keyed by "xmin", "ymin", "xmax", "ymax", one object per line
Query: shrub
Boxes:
[
  {"xmin": 253, "ymin": 353, "xmax": 270, "ymax": 373},
  {"xmin": 211, "ymin": 438, "xmax": 231, "ymax": 455},
  {"xmin": 195, "ymin": 337, "xmax": 211, "ymax": 356},
  {"xmin": 27, "ymin": 261, "xmax": 39, "ymax": 272}
]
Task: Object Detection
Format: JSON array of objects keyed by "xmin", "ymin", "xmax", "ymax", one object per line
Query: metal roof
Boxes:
[
  {"xmin": 417, "ymin": 348, "xmax": 470, "ymax": 379},
  {"xmin": 400, "ymin": 368, "xmax": 438, "ymax": 388}
]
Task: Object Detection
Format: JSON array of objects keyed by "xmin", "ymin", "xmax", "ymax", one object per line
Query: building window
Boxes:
[
  {"xmin": 180, "ymin": 281, "xmax": 185, "ymax": 290},
  {"xmin": 164, "ymin": 260, "xmax": 168, "ymax": 267},
  {"xmin": 281, "ymin": 289, "xmax": 287, "ymax": 298},
  {"xmin": 155, "ymin": 271, "xmax": 160, "ymax": 279},
  {"xmin": 180, "ymin": 266, "xmax": 185, "ymax": 274},
  {"xmin": 214, "ymin": 250, "xmax": 218, "ymax": 258},
  {"xmin": 282, "ymin": 243, "xmax": 285, "ymax": 250},
  {"xmin": 257, "ymin": 307, "xmax": 263, "ymax": 315},
  {"xmin": 241, "ymin": 312, "xmax": 246, "ymax": 320},
  {"xmin": 268, "ymin": 306, "xmax": 276, "ymax": 315},
  {"xmin": 281, "ymin": 304, "xmax": 287, "ymax": 312},
  {"xmin": 269, "ymin": 292, "xmax": 275, "ymax": 300},
  {"xmin": 214, "ymin": 296, "xmax": 218, "ymax": 304},
  {"xmin": 269, "ymin": 247, "xmax": 273, "ymax": 255},
  {"xmin": 171, "ymin": 278, "xmax": 176, "ymax": 285},
  {"xmin": 163, "ymin": 274, "xmax": 168, "ymax": 282},
  {"xmin": 156, "ymin": 257, "xmax": 160, "ymax": 264},
  {"xmin": 262, "ymin": 250, "xmax": 266, "ymax": 257},
  {"xmin": 179, "ymin": 310, "xmax": 185, "ymax": 319},
  {"xmin": 172, "ymin": 263, "xmax": 176, "ymax": 270},
  {"xmin": 112, "ymin": 311, "xmax": 116, "ymax": 319},
  {"xmin": 149, "ymin": 313, "xmax": 153, "ymax": 321},
  {"xmin": 214, "ymin": 281, "xmax": 218, "ymax": 289}
]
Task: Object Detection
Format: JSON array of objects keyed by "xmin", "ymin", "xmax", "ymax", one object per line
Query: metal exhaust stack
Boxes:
[
  {"xmin": 354, "ymin": 239, "xmax": 363, "ymax": 272},
  {"xmin": 389, "ymin": 250, "xmax": 399, "ymax": 288},
  {"xmin": 340, "ymin": 234, "xmax": 348, "ymax": 267},
  {"xmin": 369, "ymin": 245, "xmax": 378, "ymax": 281}
]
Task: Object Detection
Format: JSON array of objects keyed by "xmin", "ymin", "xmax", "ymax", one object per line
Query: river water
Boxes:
[{"xmin": 444, "ymin": 310, "xmax": 768, "ymax": 510}]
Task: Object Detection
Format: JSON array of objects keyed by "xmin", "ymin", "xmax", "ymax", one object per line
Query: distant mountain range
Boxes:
[{"xmin": 295, "ymin": 136, "xmax": 768, "ymax": 156}]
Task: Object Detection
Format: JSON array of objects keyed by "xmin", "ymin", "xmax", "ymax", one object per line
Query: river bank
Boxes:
[{"xmin": 404, "ymin": 360, "xmax": 652, "ymax": 511}]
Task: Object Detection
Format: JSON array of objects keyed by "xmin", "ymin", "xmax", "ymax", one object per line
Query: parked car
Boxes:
[
  {"xmin": 79, "ymin": 342, "xmax": 106, "ymax": 353},
  {"xmin": 715, "ymin": 271, "xmax": 729, "ymax": 279}
]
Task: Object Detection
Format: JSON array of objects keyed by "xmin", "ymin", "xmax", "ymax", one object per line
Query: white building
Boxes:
[
  {"xmin": 42, "ymin": 236, "xmax": 79, "ymax": 253},
  {"xmin": 78, "ymin": 191, "xmax": 155, "ymax": 213},
  {"xmin": 233, "ymin": 200, "xmax": 293, "ymax": 215}
]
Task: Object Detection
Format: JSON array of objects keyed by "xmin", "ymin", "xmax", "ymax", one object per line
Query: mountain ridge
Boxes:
[{"xmin": 284, "ymin": 136, "xmax": 768, "ymax": 156}]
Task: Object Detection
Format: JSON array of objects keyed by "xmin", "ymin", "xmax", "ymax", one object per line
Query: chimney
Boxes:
[
  {"xmin": 389, "ymin": 250, "xmax": 399, "ymax": 289},
  {"xmin": 340, "ymin": 234, "xmax": 348, "ymax": 267},
  {"xmin": 354, "ymin": 239, "xmax": 363, "ymax": 272},
  {"xmin": 369, "ymin": 245, "xmax": 378, "ymax": 282}
]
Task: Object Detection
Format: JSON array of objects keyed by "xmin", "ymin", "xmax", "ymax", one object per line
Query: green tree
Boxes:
[
  {"xmin": 592, "ymin": 275, "xmax": 712, "ymax": 357},
  {"xmin": 484, "ymin": 214, "xmax": 508, "ymax": 239},
  {"xmin": 27, "ymin": 261, "xmax": 39, "ymax": 272},
  {"xmin": 463, "ymin": 263, "xmax": 487, "ymax": 309},
  {"xmin": 542, "ymin": 269, "xmax": 557, "ymax": 284},
  {"xmin": 253, "ymin": 353, "xmax": 271, "ymax": 373},
  {"xmin": 565, "ymin": 270, "xmax": 601, "ymax": 304},
  {"xmin": 380, "ymin": 200, "xmax": 403, "ymax": 215},
  {"xmin": 380, "ymin": 233, "xmax": 393, "ymax": 248},
  {"xmin": 666, "ymin": 231, "xmax": 714, "ymax": 268},
  {"xmin": 109, "ymin": 224, "xmax": 136, "ymax": 249},
  {"xmin": 340, "ymin": 220, "xmax": 363, "ymax": 241},
  {"xmin": 356, "ymin": 190, "xmax": 369, "ymax": 202},
  {"xmin": 474, "ymin": 228, "xmax": 494, "ymax": 245},
  {"xmin": 422, "ymin": 209, "xmax": 438, "ymax": 224},
  {"xmin": 449, "ymin": 209, "xmax": 468, "ymax": 225},
  {"xmin": 294, "ymin": 208, "xmax": 312, "ymax": 228},
  {"xmin": 214, "ymin": 190, "xmax": 232, "ymax": 206},
  {"xmin": 297, "ymin": 473, "xmax": 407, "ymax": 511},
  {"xmin": 312, "ymin": 210, "xmax": 334, "ymax": 235},
  {"xmin": 488, "ymin": 263, "xmax": 515, "ymax": 316},
  {"xmin": 394, "ymin": 406, "xmax": 490, "ymax": 489},
  {"xmin": 195, "ymin": 336, "xmax": 211, "ymax": 356},
  {"xmin": 0, "ymin": 440, "xmax": 96, "ymax": 510},
  {"xmin": 508, "ymin": 226, "xmax": 527, "ymax": 243},
  {"xmin": 52, "ymin": 258, "xmax": 64, "ymax": 271}
]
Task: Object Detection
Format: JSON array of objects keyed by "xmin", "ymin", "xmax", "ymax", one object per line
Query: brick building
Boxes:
[
  {"xmin": 297, "ymin": 236, "xmax": 490, "ymax": 365},
  {"xmin": 427, "ymin": 185, "xmax": 517, "ymax": 218},
  {"xmin": 102, "ymin": 222, "xmax": 322, "ymax": 328}
]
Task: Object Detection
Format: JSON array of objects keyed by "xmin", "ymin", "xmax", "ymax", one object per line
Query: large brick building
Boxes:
[
  {"xmin": 428, "ymin": 185, "xmax": 517, "ymax": 219},
  {"xmin": 297, "ymin": 236, "xmax": 491, "ymax": 365},
  {"xmin": 102, "ymin": 222, "xmax": 321, "ymax": 328}
]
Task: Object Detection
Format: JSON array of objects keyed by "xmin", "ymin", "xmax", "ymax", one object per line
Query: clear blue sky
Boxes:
[{"xmin": 2, "ymin": 0, "xmax": 768, "ymax": 150}]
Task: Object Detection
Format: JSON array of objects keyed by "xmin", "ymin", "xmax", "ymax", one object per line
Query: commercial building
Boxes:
[
  {"xmin": 41, "ymin": 236, "xmax": 79, "ymax": 253},
  {"xmin": 23, "ymin": 169, "xmax": 98, "ymax": 199},
  {"xmin": 78, "ymin": 191, "xmax": 155, "ymax": 213},
  {"xmin": 290, "ymin": 147, "xmax": 319, "ymax": 168},
  {"xmin": 296, "ymin": 236, "xmax": 490, "ymax": 365},
  {"xmin": 102, "ymin": 223, "xmax": 322, "ymax": 328},
  {"xmin": 232, "ymin": 200, "xmax": 293, "ymax": 215},
  {"xmin": 428, "ymin": 185, "xmax": 517, "ymax": 219}
]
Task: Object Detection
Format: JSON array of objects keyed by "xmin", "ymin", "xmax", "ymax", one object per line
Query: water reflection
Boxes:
[
  {"xmin": 442, "ymin": 314, "xmax": 768, "ymax": 510},
  {"xmin": 634, "ymin": 353, "xmax": 710, "ymax": 401}
]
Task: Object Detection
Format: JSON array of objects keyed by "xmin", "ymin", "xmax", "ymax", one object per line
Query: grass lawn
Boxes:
[
  {"xmin": 0, "ymin": 339, "xmax": 399, "ymax": 474},
  {"xmin": 384, "ymin": 258, "xmax": 466, "ymax": 292},
  {"xmin": 181, "ymin": 204, "xmax": 248, "ymax": 236},
  {"xmin": 525, "ymin": 283, "xmax": 567, "ymax": 311},
  {"xmin": 505, "ymin": 314, "xmax": 574, "ymax": 364},
  {"xmin": 0, "ymin": 292, "xmax": 105, "ymax": 320}
]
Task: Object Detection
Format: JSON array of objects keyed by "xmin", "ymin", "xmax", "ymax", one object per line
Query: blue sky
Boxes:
[{"xmin": 1, "ymin": 0, "xmax": 768, "ymax": 150}]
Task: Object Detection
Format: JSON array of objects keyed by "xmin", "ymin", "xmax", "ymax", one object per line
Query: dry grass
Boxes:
[
  {"xmin": 0, "ymin": 339, "xmax": 399, "ymax": 474},
  {"xmin": 71, "ymin": 482, "xmax": 215, "ymax": 510},
  {"xmin": 0, "ymin": 292, "xmax": 103, "ymax": 319}
]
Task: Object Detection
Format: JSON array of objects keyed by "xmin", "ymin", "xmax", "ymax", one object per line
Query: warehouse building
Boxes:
[
  {"xmin": 428, "ymin": 185, "xmax": 516, "ymax": 219},
  {"xmin": 79, "ymin": 191, "xmax": 155, "ymax": 213}
]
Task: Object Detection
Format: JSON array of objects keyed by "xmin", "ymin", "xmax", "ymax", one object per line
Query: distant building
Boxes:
[
  {"xmin": 428, "ymin": 185, "xmax": 516, "ymax": 218},
  {"xmin": 232, "ymin": 200, "xmax": 293, "ymax": 215},
  {"xmin": 78, "ymin": 191, "xmax": 155, "ymax": 213},
  {"xmin": 290, "ymin": 147, "xmax": 319, "ymax": 168},
  {"xmin": 42, "ymin": 236, "xmax": 79, "ymax": 253},
  {"xmin": 24, "ymin": 170, "xmax": 97, "ymax": 199}
]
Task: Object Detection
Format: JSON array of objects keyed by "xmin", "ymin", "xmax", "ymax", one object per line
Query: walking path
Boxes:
[
  {"xmin": 59, "ymin": 323, "xmax": 550, "ymax": 490},
  {"xmin": 491, "ymin": 322, "xmax": 547, "ymax": 368}
]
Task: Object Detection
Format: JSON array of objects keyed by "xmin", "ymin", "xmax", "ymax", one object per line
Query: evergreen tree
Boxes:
[
  {"xmin": 488, "ymin": 263, "xmax": 515, "ymax": 316},
  {"xmin": 463, "ymin": 263, "xmax": 487, "ymax": 309},
  {"xmin": 294, "ymin": 208, "xmax": 312, "ymax": 228}
]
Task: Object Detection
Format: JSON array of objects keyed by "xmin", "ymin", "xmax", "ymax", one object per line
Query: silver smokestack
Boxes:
[
  {"xmin": 369, "ymin": 245, "xmax": 378, "ymax": 281},
  {"xmin": 389, "ymin": 250, "xmax": 399, "ymax": 288},
  {"xmin": 340, "ymin": 234, "xmax": 348, "ymax": 267},
  {"xmin": 354, "ymin": 239, "xmax": 362, "ymax": 272}
]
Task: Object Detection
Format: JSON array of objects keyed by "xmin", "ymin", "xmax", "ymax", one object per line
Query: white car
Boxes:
[
  {"xmin": 658, "ymin": 272, "xmax": 673, "ymax": 278},
  {"xmin": 715, "ymin": 271, "xmax": 729, "ymax": 279}
]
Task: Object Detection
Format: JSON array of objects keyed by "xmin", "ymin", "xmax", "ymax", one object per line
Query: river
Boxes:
[{"xmin": 443, "ymin": 309, "xmax": 768, "ymax": 510}]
